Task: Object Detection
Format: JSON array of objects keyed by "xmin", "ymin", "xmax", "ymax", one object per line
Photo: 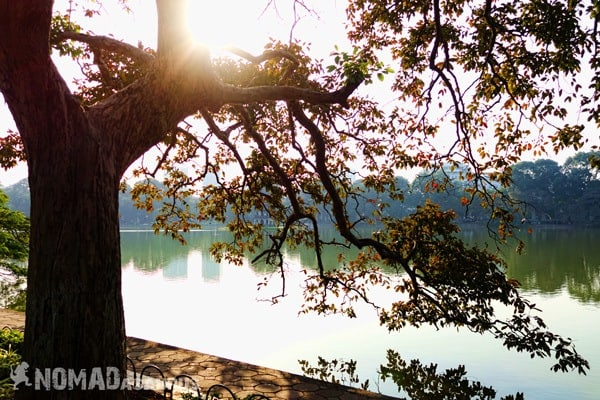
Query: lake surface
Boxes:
[{"xmin": 120, "ymin": 227, "xmax": 600, "ymax": 399}]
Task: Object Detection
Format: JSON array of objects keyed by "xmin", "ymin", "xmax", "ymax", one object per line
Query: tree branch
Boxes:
[
  {"xmin": 57, "ymin": 31, "xmax": 154, "ymax": 65},
  {"xmin": 226, "ymin": 47, "xmax": 300, "ymax": 82},
  {"xmin": 220, "ymin": 80, "xmax": 361, "ymax": 108},
  {"xmin": 226, "ymin": 47, "xmax": 299, "ymax": 66}
]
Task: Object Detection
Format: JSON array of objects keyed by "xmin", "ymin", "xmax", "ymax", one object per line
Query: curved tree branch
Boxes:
[
  {"xmin": 220, "ymin": 80, "xmax": 361, "ymax": 109},
  {"xmin": 226, "ymin": 47, "xmax": 300, "ymax": 66},
  {"xmin": 57, "ymin": 31, "xmax": 154, "ymax": 65},
  {"xmin": 288, "ymin": 101, "xmax": 401, "ymax": 260},
  {"xmin": 226, "ymin": 47, "xmax": 300, "ymax": 82}
]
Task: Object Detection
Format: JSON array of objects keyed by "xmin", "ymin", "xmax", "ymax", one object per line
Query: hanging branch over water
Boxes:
[{"xmin": 40, "ymin": 0, "xmax": 596, "ymax": 382}]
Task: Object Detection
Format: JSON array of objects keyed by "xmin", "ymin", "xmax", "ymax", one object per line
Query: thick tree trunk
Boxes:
[
  {"xmin": 2, "ymin": 0, "xmax": 340, "ymax": 397},
  {"xmin": 19, "ymin": 127, "xmax": 126, "ymax": 399},
  {"xmin": 0, "ymin": 2, "xmax": 126, "ymax": 399},
  {"xmin": 0, "ymin": 2, "xmax": 211, "ymax": 399}
]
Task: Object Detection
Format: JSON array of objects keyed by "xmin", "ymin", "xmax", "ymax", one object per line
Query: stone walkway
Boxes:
[{"xmin": 0, "ymin": 308, "xmax": 400, "ymax": 399}]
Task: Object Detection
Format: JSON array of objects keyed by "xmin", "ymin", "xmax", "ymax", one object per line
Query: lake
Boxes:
[{"xmin": 120, "ymin": 227, "xmax": 600, "ymax": 399}]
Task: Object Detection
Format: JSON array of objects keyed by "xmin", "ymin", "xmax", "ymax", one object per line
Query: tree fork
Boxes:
[{"xmin": 0, "ymin": 2, "xmax": 365, "ymax": 398}]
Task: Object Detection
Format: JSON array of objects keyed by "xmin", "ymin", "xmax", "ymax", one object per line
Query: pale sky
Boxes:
[
  {"xmin": 0, "ymin": 0, "xmax": 353, "ymax": 186},
  {"xmin": 1, "ymin": 0, "xmax": 597, "ymax": 187}
]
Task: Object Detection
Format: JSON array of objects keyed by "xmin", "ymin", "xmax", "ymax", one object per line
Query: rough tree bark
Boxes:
[
  {"xmin": 0, "ymin": 1, "xmax": 186, "ymax": 398},
  {"xmin": 0, "ymin": 2, "xmax": 126, "ymax": 399},
  {"xmin": 1, "ymin": 0, "xmax": 593, "ymax": 397},
  {"xmin": 0, "ymin": 1, "xmax": 357, "ymax": 398}
]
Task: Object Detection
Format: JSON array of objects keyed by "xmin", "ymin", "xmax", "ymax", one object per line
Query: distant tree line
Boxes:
[
  {"xmin": 351, "ymin": 151, "xmax": 600, "ymax": 227},
  {"xmin": 508, "ymin": 152, "xmax": 600, "ymax": 225},
  {"xmin": 2, "ymin": 151, "xmax": 599, "ymax": 228},
  {"xmin": 2, "ymin": 179, "xmax": 160, "ymax": 228}
]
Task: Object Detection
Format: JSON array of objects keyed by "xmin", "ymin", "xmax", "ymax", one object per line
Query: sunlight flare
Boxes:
[{"xmin": 186, "ymin": 0, "xmax": 272, "ymax": 54}]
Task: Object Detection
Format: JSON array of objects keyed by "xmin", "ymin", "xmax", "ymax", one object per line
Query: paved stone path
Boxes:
[{"xmin": 0, "ymin": 308, "xmax": 400, "ymax": 399}]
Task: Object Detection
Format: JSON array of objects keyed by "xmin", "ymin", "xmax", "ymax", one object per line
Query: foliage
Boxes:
[
  {"xmin": 2, "ymin": 0, "xmax": 600, "ymax": 398},
  {"xmin": 378, "ymin": 350, "xmax": 524, "ymax": 400},
  {"xmin": 0, "ymin": 190, "xmax": 28, "ymax": 311},
  {"xmin": 0, "ymin": 131, "xmax": 26, "ymax": 171},
  {"xmin": 49, "ymin": 13, "xmax": 85, "ymax": 58},
  {"xmin": 300, "ymin": 351, "xmax": 526, "ymax": 400},
  {"xmin": 0, "ymin": 328, "xmax": 24, "ymax": 361},
  {"xmin": 0, "ymin": 285, "xmax": 26, "ymax": 312},
  {"xmin": 1, "ymin": 181, "xmax": 29, "ymax": 217},
  {"xmin": 0, "ymin": 191, "xmax": 28, "ymax": 269},
  {"xmin": 509, "ymin": 151, "xmax": 600, "ymax": 224},
  {"xmin": 0, "ymin": 346, "xmax": 20, "ymax": 399},
  {"xmin": 5, "ymin": 148, "xmax": 600, "ymax": 230},
  {"xmin": 0, "ymin": 328, "xmax": 24, "ymax": 399},
  {"xmin": 327, "ymin": 45, "xmax": 394, "ymax": 85},
  {"xmin": 299, "ymin": 357, "xmax": 370, "ymax": 390}
]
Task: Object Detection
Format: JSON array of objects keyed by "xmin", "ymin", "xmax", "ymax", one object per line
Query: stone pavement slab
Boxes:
[{"xmin": 1, "ymin": 308, "xmax": 400, "ymax": 399}]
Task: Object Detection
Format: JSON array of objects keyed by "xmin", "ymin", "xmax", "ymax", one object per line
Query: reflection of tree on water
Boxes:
[
  {"xmin": 567, "ymin": 258, "xmax": 600, "ymax": 303},
  {"xmin": 121, "ymin": 228, "xmax": 600, "ymax": 303},
  {"xmin": 162, "ymin": 256, "xmax": 188, "ymax": 280},
  {"xmin": 121, "ymin": 231, "xmax": 192, "ymax": 272},
  {"xmin": 503, "ymin": 229, "xmax": 600, "ymax": 303},
  {"xmin": 297, "ymin": 226, "xmax": 600, "ymax": 304},
  {"xmin": 121, "ymin": 230, "xmax": 230, "ymax": 282},
  {"xmin": 201, "ymin": 250, "xmax": 221, "ymax": 282}
]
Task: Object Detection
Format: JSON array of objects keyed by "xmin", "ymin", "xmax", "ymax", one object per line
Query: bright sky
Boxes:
[
  {"xmin": 0, "ymin": 0, "xmax": 597, "ymax": 187},
  {"xmin": 0, "ymin": 0, "xmax": 352, "ymax": 186}
]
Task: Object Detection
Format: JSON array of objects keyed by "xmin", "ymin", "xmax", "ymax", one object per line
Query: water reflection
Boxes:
[
  {"xmin": 120, "ymin": 227, "xmax": 600, "ymax": 400},
  {"xmin": 162, "ymin": 256, "xmax": 188, "ymax": 280},
  {"xmin": 445, "ymin": 227, "xmax": 600, "ymax": 304},
  {"xmin": 201, "ymin": 250, "xmax": 221, "ymax": 282},
  {"xmin": 121, "ymin": 230, "xmax": 232, "ymax": 281},
  {"xmin": 121, "ymin": 227, "xmax": 600, "ymax": 304},
  {"xmin": 502, "ymin": 228, "xmax": 600, "ymax": 303}
]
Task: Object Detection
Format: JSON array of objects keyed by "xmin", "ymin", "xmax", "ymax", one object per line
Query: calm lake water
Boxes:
[{"xmin": 120, "ymin": 227, "xmax": 600, "ymax": 399}]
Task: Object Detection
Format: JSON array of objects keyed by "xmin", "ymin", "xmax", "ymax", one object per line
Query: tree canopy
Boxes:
[
  {"xmin": 0, "ymin": 189, "xmax": 28, "ymax": 310},
  {"xmin": 1, "ymin": 0, "xmax": 598, "ymax": 398},
  {"xmin": 0, "ymin": 190, "xmax": 28, "ymax": 277}
]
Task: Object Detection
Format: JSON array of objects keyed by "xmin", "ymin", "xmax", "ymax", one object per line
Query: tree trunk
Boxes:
[
  {"xmin": 0, "ymin": 1, "xmax": 211, "ymax": 399},
  {"xmin": 19, "ymin": 125, "xmax": 125, "ymax": 399},
  {"xmin": 1, "ymin": 0, "xmax": 338, "ymax": 397},
  {"xmin": 1, "ymin": 4, "xmax": 128, "ymax": 398}
]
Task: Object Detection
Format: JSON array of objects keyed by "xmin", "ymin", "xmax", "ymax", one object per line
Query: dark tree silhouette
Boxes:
[{"xmin": 1, "ymin": 1, "xmax": 597, "ymax": 398}]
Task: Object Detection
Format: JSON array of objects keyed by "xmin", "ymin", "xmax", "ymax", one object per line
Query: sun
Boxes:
[{"xmin": 186, "ymin": 1, "xmax": 274, "ymax": 54}]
